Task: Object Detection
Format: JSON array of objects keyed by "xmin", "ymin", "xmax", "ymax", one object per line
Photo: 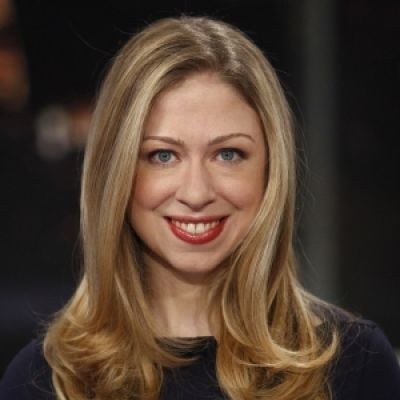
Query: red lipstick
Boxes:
[{"xmin": 167, "ymin": 217, "xmax": 226, "ymax": 244}]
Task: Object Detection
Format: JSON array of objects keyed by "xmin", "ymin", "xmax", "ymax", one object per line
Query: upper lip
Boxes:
[{"xmin": 166, "ymin": 215, "xmax": 227, "ymax": 223}]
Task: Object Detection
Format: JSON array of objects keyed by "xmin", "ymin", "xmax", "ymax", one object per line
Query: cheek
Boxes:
[
  {"xmin": 131, "ymin": 168, "xmax": 175, "ymax": 211},
  {"xmin": 218, "ymin": 153, "xmax": 267, "ymax": 210},
  {"xmin": 217, "ymin": 173, "xmax": 265, "ymax": 210}
]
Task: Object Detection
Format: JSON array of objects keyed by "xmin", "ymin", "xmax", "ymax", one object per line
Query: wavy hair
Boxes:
[{"xmin": 44, "ymin": 16, "xmax": 339, "ymax": 400}]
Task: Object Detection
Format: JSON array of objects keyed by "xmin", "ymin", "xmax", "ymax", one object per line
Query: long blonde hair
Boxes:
[{"xmin": 44, "ymin": 16, "xmax": 339, "ymax": 400}]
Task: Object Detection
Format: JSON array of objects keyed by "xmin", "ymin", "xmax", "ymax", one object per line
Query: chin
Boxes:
[{"xmin": 170, "ymin": 258, "xmax": 222, "ymax": 278}]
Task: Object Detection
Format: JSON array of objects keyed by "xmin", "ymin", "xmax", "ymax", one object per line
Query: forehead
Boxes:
[{"xmin": 143, "ymin": 71, "xmax": 264, "ymax": 144}]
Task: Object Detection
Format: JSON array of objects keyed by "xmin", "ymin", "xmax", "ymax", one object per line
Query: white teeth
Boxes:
[
  {"xmin": 187, "ymin": 223, "xmax": 196, "ymax": 234},
  {"xmin": 171, "ymin": 219, "xmax": 221, "ymax": 235},
  {"xmin": 196, "ymin": 223, "xmax": 205, "ymax": 234}
]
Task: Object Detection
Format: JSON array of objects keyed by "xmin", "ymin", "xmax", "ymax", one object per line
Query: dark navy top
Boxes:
[{"xmin": 1, "ymin": 319, "xmax": 400, "ymax": 399}]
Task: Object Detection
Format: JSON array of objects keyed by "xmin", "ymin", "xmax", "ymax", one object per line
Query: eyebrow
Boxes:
[
  {"xmin": 143, "ymin": 133, "xmax": 255, "ymax": 146},
  {"xmin": 209, "ymin": 133, "xmax": 255, "ymax": 145}
]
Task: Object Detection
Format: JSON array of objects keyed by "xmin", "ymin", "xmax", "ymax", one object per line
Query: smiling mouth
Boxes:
[
  {"xmin": 171, "ymin": 219, "xmax": 220, "ymax": 234},
  {"xmin": 166, "ymin": 217, "xmax": 227, "ymax": 244}
]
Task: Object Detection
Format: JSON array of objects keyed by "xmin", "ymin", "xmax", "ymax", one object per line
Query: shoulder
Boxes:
[
  {"xmin": 330, "ymin": 315, "xmax": 400, "ymax": 400},
  {"xmin": 0, "ymin": 339, "xmax": 54, "ymax": 400}
]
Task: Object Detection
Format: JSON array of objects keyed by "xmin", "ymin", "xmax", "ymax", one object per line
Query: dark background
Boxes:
[{"xmin": 1, "ymin": 0, "xmax": 399, "ymax": 374}]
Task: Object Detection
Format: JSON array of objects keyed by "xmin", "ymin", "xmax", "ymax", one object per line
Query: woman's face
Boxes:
[{"xmin": 128, "ymin": 71, "xmax": 266, "ymax": 281}]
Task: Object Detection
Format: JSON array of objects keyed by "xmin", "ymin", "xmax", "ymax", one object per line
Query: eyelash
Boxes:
[
  {"xmin": 215, "ymin": 148, "xmax": 246, "ymax": 163},
  {"xmin": 148, "ymin": 149, "xmax": 178, "ymax": 164},
  {"xmin": 146, "ymin": 148, "xmax": 246, "ymax": 165}
]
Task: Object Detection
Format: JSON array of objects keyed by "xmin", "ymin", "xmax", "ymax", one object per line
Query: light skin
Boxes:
[{"xmin": 128, "ymin": 71, "xmax": 266, "ymax": 337}]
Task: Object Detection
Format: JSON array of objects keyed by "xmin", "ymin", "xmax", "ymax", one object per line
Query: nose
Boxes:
[{"xmin": 175, "ymin": 159, "xmax": 216, "ymax": 210}]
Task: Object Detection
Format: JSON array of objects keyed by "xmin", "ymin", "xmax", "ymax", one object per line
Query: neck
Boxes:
[{"xmin": 148, "ymin": 261, "xmax": 212, "ymax": 338}]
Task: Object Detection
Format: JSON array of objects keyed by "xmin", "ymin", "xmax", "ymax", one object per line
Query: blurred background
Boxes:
[{"xmin": 1, "ymin": 0, "xmax": 399, "ymax": 374}]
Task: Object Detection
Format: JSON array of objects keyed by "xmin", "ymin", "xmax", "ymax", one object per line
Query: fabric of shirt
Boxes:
[{"xmin": 1, "ymin": 319, "xmax": 400, "ymax": 399}]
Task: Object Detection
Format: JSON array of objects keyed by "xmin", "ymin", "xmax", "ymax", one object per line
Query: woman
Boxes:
[{"xmin": 1, "ymin": 16, "xmax": 399, "ymax": 400}]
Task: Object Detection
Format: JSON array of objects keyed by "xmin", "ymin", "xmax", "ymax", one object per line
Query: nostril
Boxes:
[{"xmin": 174, "ymin": 164, "xmax": 217, "ymax": 210}]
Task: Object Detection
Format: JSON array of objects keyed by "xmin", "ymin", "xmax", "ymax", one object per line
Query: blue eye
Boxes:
[
  {"xmin": 217, "ymin": 149, "xmax": 243, "ymax": 162},
  {"xmin": 150, "ymin": 150, "xmax": 175, "ymax": 164},
  {"xmin": 220, "ymin": 149, "xmax": 235, "ymax": 161},
  {"xmin": 157, "ymin": 150, "xmax": 172, "ymax": 162}
]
